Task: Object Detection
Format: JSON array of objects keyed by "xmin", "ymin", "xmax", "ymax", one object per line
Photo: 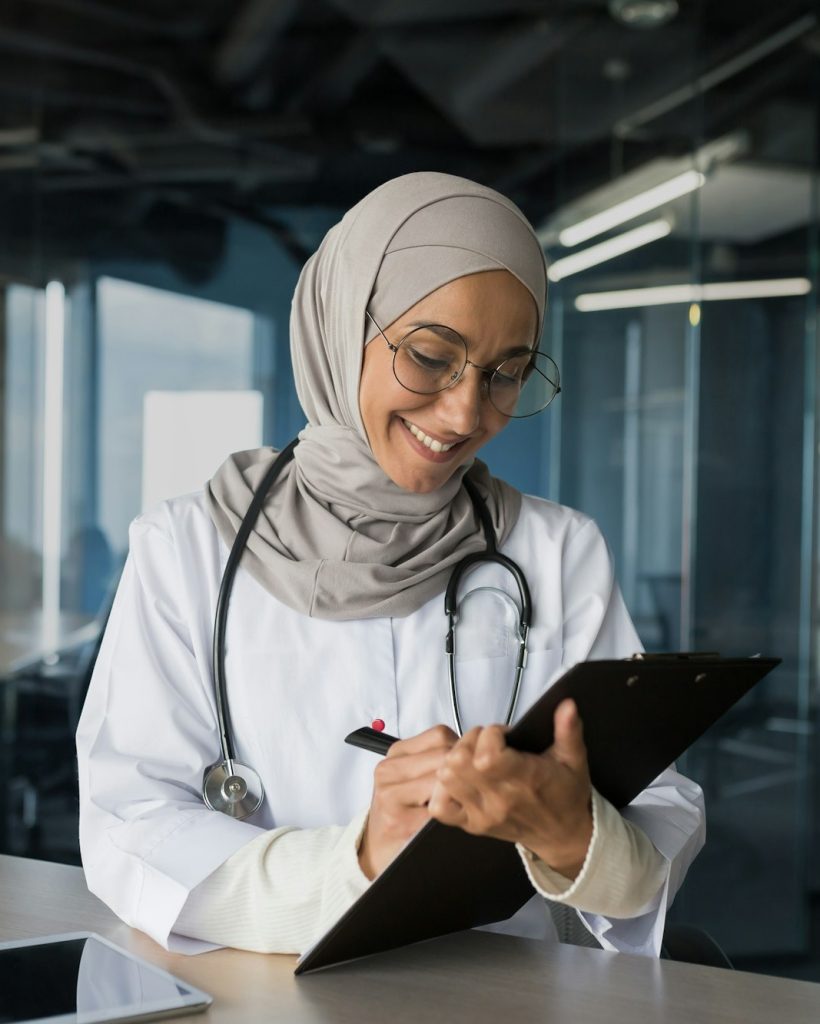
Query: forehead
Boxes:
[{"xmin": 399, "ymin": 271, "xmax": 539, "ymax": 345}]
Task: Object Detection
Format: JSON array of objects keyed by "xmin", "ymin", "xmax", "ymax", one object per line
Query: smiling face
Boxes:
[{"xmin": 359, "ymin": 269, "xmax": 538, "ymax": 494}]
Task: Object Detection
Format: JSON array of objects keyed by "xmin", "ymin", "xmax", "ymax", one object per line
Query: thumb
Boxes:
[{"xmin": 548, "ymin": 699, "xmax": 587, "ymax": 772}]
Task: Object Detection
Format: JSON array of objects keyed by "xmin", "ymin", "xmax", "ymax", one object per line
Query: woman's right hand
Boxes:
[{"xmin": 358, "ymin": 724, "xmax": 460, "ymax": 880}]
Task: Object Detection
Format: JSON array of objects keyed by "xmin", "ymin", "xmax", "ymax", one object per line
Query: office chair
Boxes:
[
  {"xmin": 547, "ymin": 902, "xmax": 733, "ymax": 969},
  {"xmin": 660, "ymin": 923, "xmax": 733, "ymax": 969}
]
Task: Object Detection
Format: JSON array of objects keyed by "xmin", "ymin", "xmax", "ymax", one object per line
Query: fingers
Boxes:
[
  {"xmin": 432, "ymin": 726, "xmax": 511, "ymax": 814},
  {"xmin": 549, "ymin": 699, "xmax": 587, "ymax": 772},
  {"xmin": 387, "ymin": 724, "xmax": 458, "ymax": 758},
  {"xmin": 473, "ymin": 724, "xmax": 509, "ymax": 772},
  {"xmin": 427, "ymin": 780, "xmax": 466, "ymax": 825},
  {"xmin": 431, "ymin": 764, "xmax": 482, "ymax": 816},
  {"xmin": 363, "ymin": 725, "xmax": 462, "ymax": 879},
  {"xmin": 372, "ymin": 735, "xmax": 462, "ymax": 828},
  {"xmin": 375, "ymin": 746, "xmax": 456, "ymax": 786},
  {"xmin": 376, "ymin": 767, "xmax": 445, "ymax": 808},
  {"xmin": 439, "ymin": 725, "xmax": 514, "ymax": 779}
]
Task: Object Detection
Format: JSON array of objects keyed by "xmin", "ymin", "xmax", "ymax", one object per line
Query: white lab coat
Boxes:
[{"xmin": 76, "ymin": 489, "xmax": 704, "ymax": 957}]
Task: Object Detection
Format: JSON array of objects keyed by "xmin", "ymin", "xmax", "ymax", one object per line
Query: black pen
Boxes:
[{"xmin": 345, "ymin": 726, "xmax": 400, "ymax": 756}]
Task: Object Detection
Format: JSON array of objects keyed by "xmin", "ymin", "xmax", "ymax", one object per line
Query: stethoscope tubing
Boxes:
[
  {"xmin": 211, "ymin": 438, "xmax": 298, "ymax": 767},
  {"xmin": 205, "ymin": 438, "xmax": 532, "ymax": 815},
  {"xmin": 443, "ymin": 485, "xmax": 532, "ymax": 736}
]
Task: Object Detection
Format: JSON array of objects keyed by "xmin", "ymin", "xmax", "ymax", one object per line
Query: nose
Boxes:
[{"xmin": 436, "ymin": 365, "xmax": 484, "ymax": 436}]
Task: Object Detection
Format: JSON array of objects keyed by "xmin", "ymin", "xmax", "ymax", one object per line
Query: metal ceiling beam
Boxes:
[
  {"xmin": 14, "ymin": 0, "xmax": 206, "ymax": 40},
  {"xmin": 59, "ymin": 115, "xmax": 310, "ymax": 152},
  {"xmin": 214, "ymin": 0, "xmax": 299, "ymax": 87},
  {"xmin": 285, "ymin": 30, "xmax": 381, "ymax": 113},
  {"xmin": 449, "ymin": 19, "xmax": 568, "ymax": 115},
  {"xmin": 379, "ymin": 14, "xmax": 583, "ymax": 144},
  {"xmin": 0, "ymin": 25, "xmax": 310, "ymax": 164},
  {"xmin": 0, "ymin": 76, "xmax": 165, "ymax": 118},
  {"xmin": 34, "ymin": 160, "xmax": 316, "ymax": 190},
  {"xmin": 614, "ymin": 11, "xmax": 818, "ymax": 138}
]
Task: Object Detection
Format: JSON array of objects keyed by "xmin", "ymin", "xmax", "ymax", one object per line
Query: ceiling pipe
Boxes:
[
  {"xmin": 614, "ymin": 11, "xmax": 817, "ymax": 137},
  {"xmin": 214, "ymin": 0, "xmax": 299, "ymax": 87},
  {"xmin": 0, "ymin": 25, "xmax": 308, "ymax": 164},
  {"xmin": 17, "ymin": 0, "xmax": 205, "ymax": 40}
]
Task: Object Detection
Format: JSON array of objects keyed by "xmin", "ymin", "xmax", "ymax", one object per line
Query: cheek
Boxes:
[
  {"xmin": 360, "ymin": 351, "xmax": 429, "ymax": 431},
  {"xmin": 479, "ymin": 406, "xmax": 510, "ymax": 443}
]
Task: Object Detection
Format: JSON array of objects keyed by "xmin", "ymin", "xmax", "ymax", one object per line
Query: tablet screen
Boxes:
[{"xmin": 0, "ymin": 933, "xmax": 211, "ymax": 1024}]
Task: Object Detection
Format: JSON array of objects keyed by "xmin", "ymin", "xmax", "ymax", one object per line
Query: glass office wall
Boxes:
[
  {"xmin": 0, "ymin": 181, "xmax": 312, "ymax": 860},
  {"xmin": 1, "ymin": 286, "xmax": 44, "ymax": 622},
  {"xmin": 541, "ymin": 22, "xmax": 818, "ymax": 967},
  {"xmin": 96, "ymin": 277, "xmax": 258, "ymax": 555}
]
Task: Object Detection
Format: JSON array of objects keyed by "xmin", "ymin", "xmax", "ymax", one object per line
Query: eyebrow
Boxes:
[{"xmin": 406, "ymin": 322, "xmax": 534, "ymax": 361}]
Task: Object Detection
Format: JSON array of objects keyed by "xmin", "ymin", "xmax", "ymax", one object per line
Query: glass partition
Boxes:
[
  {"xmin": 537, "ymin": 19, "xmax": 818, "ymax": 967},
  {"xmin": 96, "ymin": 277, "xmax": 258, "ymax": 556},
  {"xmin": 1, "ymin": 285, "xmax": 44, "ymax": 625}
]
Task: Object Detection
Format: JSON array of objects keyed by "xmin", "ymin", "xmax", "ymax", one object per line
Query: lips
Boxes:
[
  {"xmin": 399, "ymin": 418, "xmax": 467, "ymax": 463},
  {"xmin": 402, "ymin": 419, "xmax": 458, "ymax": 452}
]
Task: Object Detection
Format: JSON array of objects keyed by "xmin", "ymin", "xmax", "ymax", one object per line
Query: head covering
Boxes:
[{"xmin": 206, "ymin": 172, "xmax": 548, "ymax": 620}]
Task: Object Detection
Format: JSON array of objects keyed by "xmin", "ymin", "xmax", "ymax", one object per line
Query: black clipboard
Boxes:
[{"xmin": 296, "ymin": 654, "xmax": 779, "ymax": 975}]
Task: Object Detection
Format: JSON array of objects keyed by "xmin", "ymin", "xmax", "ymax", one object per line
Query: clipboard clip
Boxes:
[{"xmin": 628, "ymin": 651, "xmax": 722, "ymax": 661}]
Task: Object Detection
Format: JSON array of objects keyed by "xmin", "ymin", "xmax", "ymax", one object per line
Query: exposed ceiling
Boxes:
[{"xmin": 0, "ymin": 0, "xmax": 817, "ymax": 281}]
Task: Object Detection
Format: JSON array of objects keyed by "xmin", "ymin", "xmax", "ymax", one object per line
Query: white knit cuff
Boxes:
[{"xmin": 516, "ymin": 788, "xmax": 667, "ymax": 918}]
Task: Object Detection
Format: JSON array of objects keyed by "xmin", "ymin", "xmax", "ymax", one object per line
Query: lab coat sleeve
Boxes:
[
  {"xmin": 553, "ymin": 516, "xmax": 706, "ymax": 957},
  {"xmin": 175, "ymin": 811, "xmax": 371, "ymax": 954},
  {"xmin": 76, "ymin": 513, "xmax": 268, "ymax": 953}
]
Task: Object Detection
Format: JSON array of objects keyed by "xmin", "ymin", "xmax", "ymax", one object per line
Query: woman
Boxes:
[{"xmin": 76, "ymin": 172, "xmax": 704, "ymax": 958}]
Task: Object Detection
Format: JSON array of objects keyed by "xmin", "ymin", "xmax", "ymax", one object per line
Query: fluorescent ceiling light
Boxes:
[
  {"xmin": 548, "ymin": 219, "xmax": 672, "ymax": 282},
  {"xmin": 559, "ymin": 169, "xmax": 705, "ymax": 248},
  {"xmin": 575, "ymin": 278, "xmax": 812, "ymax": 312}
]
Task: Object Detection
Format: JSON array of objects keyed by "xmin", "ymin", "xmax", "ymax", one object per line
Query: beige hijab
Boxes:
[{"xmin": 206, "ymin": 172, "xmax": 548, "ymax": 620}]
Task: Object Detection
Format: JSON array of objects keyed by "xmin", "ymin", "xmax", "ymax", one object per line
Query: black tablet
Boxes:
[
  {"xmin": 296, "ymin": 654, "xmax": 779, "ymax": 974},
  {"xmin": 0, "ymin": 932, "xmax": 211, "ymax": 1024}
]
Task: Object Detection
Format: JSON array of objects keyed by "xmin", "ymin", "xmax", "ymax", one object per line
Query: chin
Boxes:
[
  {"xmin": 388, "ymin": 460, "xmax": 465, "ymax": 494},
  {"xmin": 403, "ymin": 476, "xmax": 445, "ymax": 494}
]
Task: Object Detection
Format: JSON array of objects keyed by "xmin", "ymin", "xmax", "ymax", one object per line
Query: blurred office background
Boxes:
[{"xmin": 0, "ymin": 0, "xmax": 817, "ymax": 981}]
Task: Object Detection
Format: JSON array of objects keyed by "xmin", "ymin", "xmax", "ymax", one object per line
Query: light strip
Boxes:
[
  {"xmin": 575, "ymin": 278, "xmax": 812, "ymax": 312},
  {"xmin": 42, "ymin": 280, "xmax": 66, "ymax": 652},
  {"xmin": 548, "ymin": 219, "xmax": 671, "ymax": 283},
  {"xmin": 559, "ymin": 170, "xmax": 705, "ymax": 248}
]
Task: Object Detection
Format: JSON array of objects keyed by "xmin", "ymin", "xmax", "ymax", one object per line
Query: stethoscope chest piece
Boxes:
[{"xmin": 202, "ymin": 760, "xmax": 264, "ymax": 818}]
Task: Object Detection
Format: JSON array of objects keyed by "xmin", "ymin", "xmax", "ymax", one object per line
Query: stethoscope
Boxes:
[{"xmin": 202, "ymin": 438, "xmax": 532, "ymax": 819}]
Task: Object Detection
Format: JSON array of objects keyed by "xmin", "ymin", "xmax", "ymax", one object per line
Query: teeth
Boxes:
[{"xmin": 403, "ymin": 420, "xmax": 457, "ymax": 452}]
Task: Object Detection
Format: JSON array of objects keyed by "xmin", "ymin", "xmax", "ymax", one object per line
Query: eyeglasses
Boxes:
[{"xmin": 365, "ymin": 310, "xmax": 561, "ymax": 419}]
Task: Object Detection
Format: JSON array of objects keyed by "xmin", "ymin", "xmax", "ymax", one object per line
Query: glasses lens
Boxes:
[
  {"xmin": 393, "ymin": 326, "xmax": 468, "ymax": 394},
  {"xmin": 489, "ymin": 351, "xmax": 560, "ymax": 418}
]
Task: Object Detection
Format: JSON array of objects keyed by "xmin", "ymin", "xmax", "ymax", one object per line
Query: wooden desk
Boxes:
[{"xmin": 1, "ymin": 854, "xmax": 819, "ymax": 1024}]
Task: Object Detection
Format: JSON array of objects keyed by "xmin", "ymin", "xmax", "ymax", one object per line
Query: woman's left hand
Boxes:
[{"xmin": 427, "ymin": 699, "xmax": 593, "ymax": 880}]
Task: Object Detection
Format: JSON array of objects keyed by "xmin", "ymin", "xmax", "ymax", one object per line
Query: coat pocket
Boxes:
[{"xmin": 450, "ymin": 646, "xmax": 564, "ymax": 732}]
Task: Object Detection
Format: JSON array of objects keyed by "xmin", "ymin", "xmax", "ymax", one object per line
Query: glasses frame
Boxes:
[{"xmin": 365, "ymin": 310, "xmax": 560, "ymax": 419}]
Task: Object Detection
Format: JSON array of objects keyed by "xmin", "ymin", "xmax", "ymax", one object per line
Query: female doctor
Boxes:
[{"xmin": 76, "ymin": 172, "xmax": 704, "ymax": 958}]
